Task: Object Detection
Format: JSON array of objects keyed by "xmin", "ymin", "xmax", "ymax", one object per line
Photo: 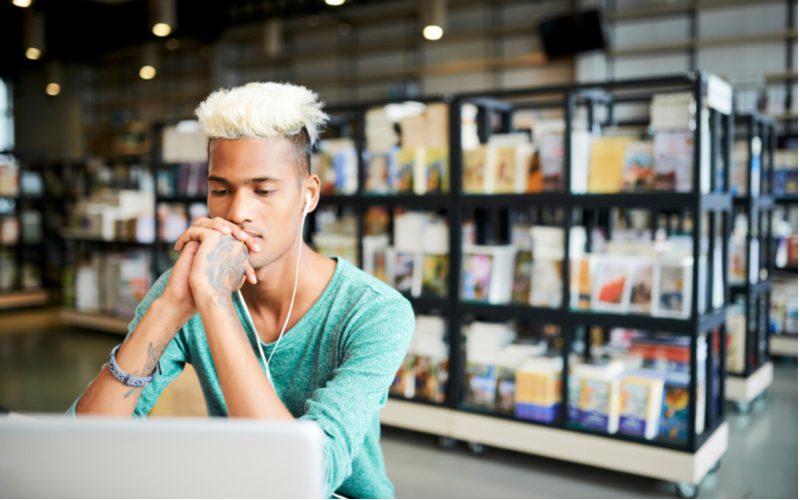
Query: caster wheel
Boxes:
[
  {"xmin": 675, "ymin": 482, "xmax": 699, "ymax": 499},
  {"xmin": 467, "ymin": 442, "xmax": 486, "ymax": 455},
  {"xmin": 437, "ymin": 436, "xmax": 456, "ymax": 450},
  {"xmin": 710, "ymin": 459, "xmax": 721, "ymax": 474},
  {"xmin": 735, "ymin": 401, "xmax": 752, "ymax": 415},
  {"xmin": 755, "ymin": 391, "xmax": 768, "ymax": 403}
]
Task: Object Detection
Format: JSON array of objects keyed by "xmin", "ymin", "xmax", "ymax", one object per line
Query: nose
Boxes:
[{"xmin": 226, "ymin": 190, "xmax": 255, "ymax": 226}]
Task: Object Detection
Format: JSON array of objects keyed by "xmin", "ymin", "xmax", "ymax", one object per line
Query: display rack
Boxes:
[
  {"xmin": 368, "ymin": 73, "xmax": 735, "ymax": 499},
  {"xmin": 0, "ymin": 152, "xmax": 49, "ymax": 310},
  {"xmin": 726, "ymin": 113, "xmax": 776, "ymax": 412},
  {"xmin": 769, "ymin": 118, "xmax": 798, "ymax": 358},
  {"xmin": 58, "ymin": 150, "xmax": 155, "ymax": 331}
]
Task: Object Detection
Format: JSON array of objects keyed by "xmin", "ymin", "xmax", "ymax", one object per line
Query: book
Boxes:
[
  {"xmin": 570, "ymin": 131, "xmax": 592, "ymax": 194},
  {"xmin": 619, "ymin": 374, "xmax": 665, "ymax": 440},
  {"xmin": 654, "ymin": 130, "xmax": 694, "ymax": 192},
  {"xmin": 628, "ymin": 259, "xmax": 655, "ymax": 314},
  {"xmin": 424, "ymin": 147, "xmax": 448, "ymax": 194},
  {"xmin": 391, "ymin": 147, "xmax": 416, "ymax": 193},
  {"xmin": 574, "ymin": 360, "xmax": 625, "ymax": 433},
  {"xmin": 588, "ymin": 137, "xmax": 631, "ymax": 193},
  {"xmin": 514, "ymin": 356, "xmax": 563, "ymax": 423},
  {"xmin": 591, "ymin": 256, "xmax": 630, "ymax": 312},
  {"xmin": 539, "ymin": 133, "xmax": 564, "ymax": 191},
  {"xmin": 394, "ymin": 251, "xmax": 418, "ymax": 296},
  {"xmin": 421, "ymin": 254, "xmax": 448, "ymax": 298},
  {"xmin": 653, "ymin": 257, "xmax": 692, "ymax": 318},
  {"xmin": 462, "ymin": 146, "xmax": 487, "ymax": 193},
  {"xmin": 511, "ymin": 250, "xmax": 532, "ymax": 304},
  {"xmin": 462, "ymin": 245, "xmax": 516, "ymax": 304},
  {"xmin": 621, "ymin": 141, "xmax": 655, "ymax": 192}
]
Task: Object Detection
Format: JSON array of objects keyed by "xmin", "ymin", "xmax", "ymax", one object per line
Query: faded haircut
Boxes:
[{"xmin": 195, "ymin": 81, "xmax": 329, "ymax": 175}]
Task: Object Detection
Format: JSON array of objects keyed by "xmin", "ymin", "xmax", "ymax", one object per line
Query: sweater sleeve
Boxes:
[
  {"xmin": 298, "ymin": 292, "xmax": 415, "ymax": 498},
  {"xmin": 66, "ymin": 270, "xmax": 192, "ymax": 417}
]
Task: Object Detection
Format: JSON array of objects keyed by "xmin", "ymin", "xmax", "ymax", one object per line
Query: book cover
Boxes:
[
  {"xmin": 621, "ymin": 141, "xmax": 655, "ymax": 192},
  {"xmin": 628, "ymin": 260, "xmax": 655, "ymax": 314},
  {"xmin": 463, "ymin": 146, "xmax": 488, "ymax": 193},
  {"xmin": 422, "ymin": 254, "xmax": 448, "ymax": 298},
  {"xmin": 391, "ymin": 148, "xmax": 416, "ymax": 193},
  {"xmin": 654, "ymin": 130, "xmax": 694, "ymax": 192},
  {"xmin": 540, "ymin": 133, "xmax": 564, "ymax": 191},
  {"xmin": 588, "ymin": 136, "xmax": 631, "ymax": 193},
  {"xmin": 425, "ymin": 146, "xmax": 448, "ymax": 194},
  {"xmin": 654, "ymin": 259, "xmax": 691, "ymax": 318},
  {"xmin": 491, "ymin": 146, "xmax": 518, "ymax": 193},
  {"xmin": 578, "ymin": 377, "xmax": 621, "ymax": 434},
  {"xmin": 464, "ymin": 361, "xmax": 497, "ymax": 410},
  {"xmin": 530, "ymin": 258, "xmax": 562, "ymax": 308},
  {"xmin": 619, "ymin": 375, "xmax": 665, "ymax": 440},
  {"xmin": 462, "ymin": 253, "xmax": 493, "ymax": 302},
  {"xmin": 511, "ymin": 250, "xmax": 532, "ymax": 304},
  {"xmin": 394, "ymin": 251, "xmax": 416, "ymax": 295},
  {"xmin": 592, "ymin": 257, "xmax": 631, "ymax": 312}
]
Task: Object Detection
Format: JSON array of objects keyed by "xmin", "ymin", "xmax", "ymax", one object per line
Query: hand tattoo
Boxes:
[{"xmin": 206, "ymin": 235, "xmax": 248, "ymax": 306}]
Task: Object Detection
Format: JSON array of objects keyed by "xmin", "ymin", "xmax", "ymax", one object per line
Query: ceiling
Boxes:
[{"xmin": 0, "ymin": 0, "xmax": 386, "ymax": 78}]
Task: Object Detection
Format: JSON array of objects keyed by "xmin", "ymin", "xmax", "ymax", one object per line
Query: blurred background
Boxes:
[{"xmin": 0, "ymin": 0, "xmax": 796, "ymax": 498}]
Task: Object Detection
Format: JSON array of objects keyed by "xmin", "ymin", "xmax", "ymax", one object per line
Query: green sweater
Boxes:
[{"xmin": 69, "ymin": 257, "xmax": 415, "ymax": 499}]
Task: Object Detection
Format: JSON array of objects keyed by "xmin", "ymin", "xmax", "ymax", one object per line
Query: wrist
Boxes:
[{"xmin": 152, "ymin": 296, "xmax": 195, "ymax": 327}]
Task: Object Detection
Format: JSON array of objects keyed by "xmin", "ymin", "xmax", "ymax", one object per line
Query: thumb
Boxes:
[{"xmin": 176, "ymin": 240, "xmax": 200, "ymax": 263}]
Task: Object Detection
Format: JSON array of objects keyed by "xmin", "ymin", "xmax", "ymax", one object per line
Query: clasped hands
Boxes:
[{"xmin": 162, "ymin": 217, "xmax": 261, "ymax": 314}]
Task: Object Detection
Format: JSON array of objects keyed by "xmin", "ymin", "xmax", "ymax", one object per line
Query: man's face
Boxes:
[{"xmin": 207, "ymin": 137, "xmax": 308, "ymax": 271}]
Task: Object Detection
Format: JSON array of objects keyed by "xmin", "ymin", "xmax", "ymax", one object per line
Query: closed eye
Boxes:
[
  {"xmin": 255, "ymin": 190, "xmax": 275, "ymax": 196},
  {"xmin": 210, "ymin": 189, "xmax": 230, "ymax": 196}
]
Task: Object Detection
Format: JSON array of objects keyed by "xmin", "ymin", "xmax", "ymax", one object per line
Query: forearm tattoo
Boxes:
[
  {"xmin": 122, "ymin": 339, "xmax": 170, "ymax": 399},
  {"xmin": 206, "ymin": 235, "xmax": 248, "ymax": 307}
]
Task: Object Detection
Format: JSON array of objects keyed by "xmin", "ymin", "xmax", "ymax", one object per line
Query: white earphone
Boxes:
[{"xmin": 237, "ymin": 190, "xmax": 311, "ymax": 386}]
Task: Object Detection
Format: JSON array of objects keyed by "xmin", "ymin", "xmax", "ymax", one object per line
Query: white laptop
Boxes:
[{"xmin": 0, "ymin": 415, "xmax": 324, "ymax": 498}]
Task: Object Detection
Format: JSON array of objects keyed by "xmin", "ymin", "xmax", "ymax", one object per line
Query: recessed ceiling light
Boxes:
[
  {"xmin": 13, "ymin": 0, "xmax": 32, "ymax": 7},
  {"xmin": 325, "ymin": 0, "xmax": 345, "ymax": 5},
  {"xmin": 152, "ymin": 22, "xmax": 172, "ymax": 37}
]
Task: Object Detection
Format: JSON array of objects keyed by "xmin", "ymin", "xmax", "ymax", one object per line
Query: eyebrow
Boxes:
[{"xmin": 207, "ymin": 175, "xmax": 283, "ymax": 184}]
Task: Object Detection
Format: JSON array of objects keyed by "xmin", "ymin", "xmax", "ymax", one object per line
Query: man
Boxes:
[{"xmin": 69, "ymin": 82, "xmax": 416, "ymax": 499}]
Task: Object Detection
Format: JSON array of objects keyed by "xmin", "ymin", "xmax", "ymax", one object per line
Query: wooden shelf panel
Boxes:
[
  {"xmin": 61, "ymin": 309, "xmax": 129, "ymax": 335},
  {"xmin": 0, "ymin": 290, "xmax": 49, "ymax": 310}
]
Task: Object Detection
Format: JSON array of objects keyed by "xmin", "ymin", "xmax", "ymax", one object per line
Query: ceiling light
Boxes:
[
  {"xmin": 25, "ymin": 47, "xmax": 41, "ymax": 60},
  {"xmin": 24, "ymin": 11, "xmax": 45, "ymax": 59},
  {"xmin": 139, "ymin": 65, "xmax": 157, "ymax": 80},
  {"xmin": 139, "ymin": 43, "xmax": 158, "ymax": 80},
  {"xmin": 420, "ymin": 0, "xmax": 446, "ymax": 41},
  {"xmin": 45, "ymin": 83, "xmax": 60, "ymax": 96},
  {"xmin": 149, "ymin": 0, "xmax": 176, "ymax": 38},
  {"xmin": 12, "ymin": 0, "xmax": 32, "ymax": 7},
  {"xmin": 152, "ymin": 22, "xmax": 171, "ymax": 37},
  {"xmin": 325, "ymin": 0, "xmax": 345, "ymax": 6},
  {"xmin": 422, "ymin": 25, "xmax": 443, "ymax": 41},
  {"xmin": 45, "ymin": 61, "xmax": 62, "ymax": 96}
]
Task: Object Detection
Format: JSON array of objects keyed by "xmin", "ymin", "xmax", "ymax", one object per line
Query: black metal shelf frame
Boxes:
[
  {"xmin": 447, "ymin": 72, "xmax": 733, "ymax": 453},
  {"xmin": 728, "ymin": 113, "xmax": 777, "ymax": 378}
]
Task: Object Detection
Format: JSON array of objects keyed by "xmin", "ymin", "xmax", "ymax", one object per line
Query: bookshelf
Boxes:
[
  {"xmin": 355, "ymin": 73, "xmax": 733, "ymax": 499},
  {"xmin": 725, "ymin": 113, "xmax": 776, "ymax": 413},
  {"xmin": 0, "ymin": 153, "xmax": 49, "ymax": 310}
]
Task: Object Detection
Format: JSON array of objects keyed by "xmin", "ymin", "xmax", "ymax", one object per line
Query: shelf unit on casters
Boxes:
[
  {"xmin": 378, "ymin": 73, "xmax": 733, "ymax": 500},
  {"xmin": 726, "ymin": 113, "xmax": 776, "ymax": 413}
]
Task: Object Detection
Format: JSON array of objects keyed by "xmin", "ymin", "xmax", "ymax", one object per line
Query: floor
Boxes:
[{"xmin": 1, "ymin": 321, "xmax": 797, "ymax": 499}]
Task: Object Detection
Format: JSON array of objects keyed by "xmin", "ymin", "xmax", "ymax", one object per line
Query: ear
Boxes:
[{"xmin": 303, "ymin": 175, "xmax": 321, "ymax": 215}]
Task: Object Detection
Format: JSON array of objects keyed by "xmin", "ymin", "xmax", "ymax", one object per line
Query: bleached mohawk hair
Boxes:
[{"xmin": 195, "ymin": 82, "xmax": 328, "ymax": 146}]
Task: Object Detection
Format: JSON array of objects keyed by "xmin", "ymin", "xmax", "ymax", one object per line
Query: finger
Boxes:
[
  {"xmin": 174, "ymin": 226, "xmax": 216, "ymax": 251},
  {"xmin": 246, "ymin": 263, "xmax": 258, "ymax": 284}
]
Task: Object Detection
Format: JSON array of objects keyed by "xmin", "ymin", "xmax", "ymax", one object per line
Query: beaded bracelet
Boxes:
[{"xmin": 107, "ymin": 344, "xmax": 161, "ymax": 388}]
